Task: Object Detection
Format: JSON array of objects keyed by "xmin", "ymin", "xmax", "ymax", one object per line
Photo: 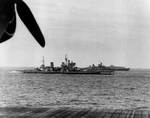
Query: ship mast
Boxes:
[
  {"xmin": 42, "ymin": 56, "xmax": 45, "ymax": 66},
  {"xmin": 65, "ymin": 54, "xmax": 68, "ymax": 65}
]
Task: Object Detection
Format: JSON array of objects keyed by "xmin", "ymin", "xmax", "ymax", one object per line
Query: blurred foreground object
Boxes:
[{"xmin": 0, "ymin": 0, "xmax": 45, "ymax": 47}]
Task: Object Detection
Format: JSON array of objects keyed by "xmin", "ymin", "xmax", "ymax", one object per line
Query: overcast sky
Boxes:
[{"xmin": 1, "ymin": 0, "xmax": 150, "ymax": 68}]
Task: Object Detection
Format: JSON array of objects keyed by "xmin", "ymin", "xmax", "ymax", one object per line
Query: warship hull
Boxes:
[{"xmin": 22, "ymin": 70, "xmax": 114, "ymax": 75}]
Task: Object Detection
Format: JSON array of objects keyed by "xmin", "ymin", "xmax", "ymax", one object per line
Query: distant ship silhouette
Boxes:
[{"xmin": 21, "ymin": 56, "xmax": 130, "ymax": 75}]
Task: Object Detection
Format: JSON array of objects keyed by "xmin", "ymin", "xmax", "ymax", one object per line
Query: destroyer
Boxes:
[{"xmin": 22, "ymin": 56, "xmax": 129, "ymax": 75}]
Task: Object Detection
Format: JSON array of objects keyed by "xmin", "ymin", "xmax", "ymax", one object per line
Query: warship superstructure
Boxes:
[{"xmin": 22, "ymin": 55, "xmax": 129, "ymax": 75}]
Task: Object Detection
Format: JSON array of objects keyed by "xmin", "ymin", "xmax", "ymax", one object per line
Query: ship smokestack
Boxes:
[{"xmin": 50, "ymin": 62, "xmax": 54, "ymax": 68}]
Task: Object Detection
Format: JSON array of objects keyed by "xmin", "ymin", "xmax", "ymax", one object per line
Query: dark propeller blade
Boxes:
[
  {"xmin": 16, "ymin": 0, "xmax": 45, "ymax": 47},
  {"xmin": 0, "ymin": 12, "xmax": 16, "ymax": 43},
  {"xmin": 0, "ymin": 0, "xmax": 16, "ymax": 43}
]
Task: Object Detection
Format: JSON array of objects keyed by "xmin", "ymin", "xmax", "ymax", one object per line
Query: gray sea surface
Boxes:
[{"xmin": 0, "ymin": 68, "xmax": 150, "ymax": 110}]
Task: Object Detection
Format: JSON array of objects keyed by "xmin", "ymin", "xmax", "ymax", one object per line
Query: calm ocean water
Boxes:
[{"xmin": 0, "ymin": 68, "xmax": 150, "ymax": 110}]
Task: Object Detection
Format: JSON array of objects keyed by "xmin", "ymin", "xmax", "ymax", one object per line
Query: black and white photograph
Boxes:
[{"xmin": 0, "ymin": 0, "xmax": 149, "ymax": 117}]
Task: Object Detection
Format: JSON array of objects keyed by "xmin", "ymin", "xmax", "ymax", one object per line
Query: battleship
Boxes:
[{"xmin": 22, "ymin": 56, "xmax": 129, "ymax": 75}]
